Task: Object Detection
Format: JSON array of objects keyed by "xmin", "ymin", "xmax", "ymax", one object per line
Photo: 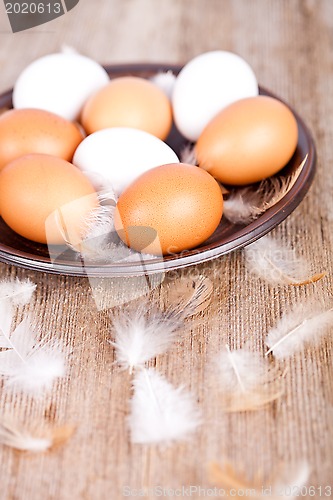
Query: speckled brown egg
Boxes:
[
  {"xmin": 114, "ymin": 163, "xmax": 223, "ymax": 255},
  {"xmin": 196, "ymin": 95, "xmax": 298, "ymax": 185},
  {"xmin": 0, "ymin": 108, "xmax": 84, "ymax": 171}
]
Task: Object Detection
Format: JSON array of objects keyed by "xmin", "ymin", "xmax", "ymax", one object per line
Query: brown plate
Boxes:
[{"xmin": 0, "ymin": 63, "xmax": 316, "ymax": 277}]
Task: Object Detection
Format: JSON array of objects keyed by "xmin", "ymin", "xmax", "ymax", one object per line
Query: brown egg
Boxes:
[
  {"xmin": 81, "ymin": 76, "xmax": 173, "ymax": 140},
  {"xmin": 196, "ymin": 95, "xmax": 298, "ymax": 185},
  {"xmin": 0, "ymin": 108, "xmax": 84, "ymax": 172},
  {"xmin": 0, "ymin": 154, "xmax": 98, "ymax": 244},
  {"xmin": 114, "ymin": 163, "xmax": 223, "ymax": 255}
]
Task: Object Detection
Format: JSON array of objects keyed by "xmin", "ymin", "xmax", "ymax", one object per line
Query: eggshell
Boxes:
[
  {"xmin": 172, "ymin": 51, "xmax": 258, "ymax": 141},
  {"xmin": 0, "ymin": 108, "xmax": 84, "ymax": 172},
  {"xmin": 196, "ymin": 95, "xmax": 299, "ymax": 185},
  {"xmin": 81, "ymin": 76, "xmax": 172, "ymax": 140},
  {"xmin": 13, "ymin": 53, "xmax": 110, "ymax": 121},
  {"xmin": 73, "ymin": 127, "xmax": 179, "ymax": 196},
  {"xmin": 0, "ymin": 154, "xmax": 98, "ymax": 244},
  {"xmin": 114, "ymin": 163, "xmax": 223, "ymax": 255}
]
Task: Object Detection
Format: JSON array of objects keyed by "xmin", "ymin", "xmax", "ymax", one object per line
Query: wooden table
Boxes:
[{"xmin": 0, "ymin": 1, "xmax": 332, "ymax": 498}]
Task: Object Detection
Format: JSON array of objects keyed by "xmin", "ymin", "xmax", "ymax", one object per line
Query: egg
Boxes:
[
  {"xmin": 114, "ymin": 163, "xmax": 223, "ymax": 255},
  {"xmin": 0, "ymin": 154, "xmax": 98, "ymax": 244},
  {"xmin": 73, "ymin": 127, "xmax": 179, "ymax": 196},
  {"xmin": 172, "ymin": 50, "xmax": 258, "ymax": 141},
  {"xmin": 196, "ymin": 95, "xmax": 299, "ymax": 185},
  {"xmin": 0, "ymin": 108, "xmax": 84, "ymax": 172},
  {"xmin": 81, "ymin": 76, "xmax": 173, "ymax": 140},
  {"xmin": 13, "ymin": 53, "xmax": 110, "ymax": 121}
]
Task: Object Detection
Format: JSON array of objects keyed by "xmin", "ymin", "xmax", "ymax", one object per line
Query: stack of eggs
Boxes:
[{"xmin": 0, "ymin": 50, "xmax": 298, "ymax": 256}]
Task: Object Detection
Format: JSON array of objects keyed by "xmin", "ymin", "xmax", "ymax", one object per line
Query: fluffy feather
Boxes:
[
  {"xmin": 110, "ymin": 276, "xmax": 213, "ymax": 372},
  {"xmin": 150, "ymin": 71, "xmax": 176, "ymax": 99},
  {"xmin": 180, "ymin": 143, "xmax": 197, "ymax": 165},
  {"xmin": 213, "ymin": 346, "xmax": 284, "ymax": 412},
  {"xmin": 265, "ymin": 302, "xmax": 333, "ymax": 359},
  {"xmin": 0, "ymin": 419, "xmax": 75, "ymax": 452},
  {"xmin": 224, "ymin": 156, "xmax": 307, "ymax": 225},
  {"xmin": 209, "ymin": 460, "xmax": 310, "ymax": 499},
  {"xmin": 128, "ymin": 368, "xmax": 201, "ymax": 444},
  {"xmin": 244, "ymin": 235, "xmax": 325, "ymax": 286},
  {"xmin": 110, "ymin": 304, "xmax": 180, "ymax": 373},
  {"xmin": 0, "ymin": 278, "xmax": 36, "ymax": 305},
  {"xmin": 0, "ymin": 318, "xmax": 66, "ymax": 396},
  {"xmin": 0, "ymin": 301, "xmax": 14, "ymax": 348}
]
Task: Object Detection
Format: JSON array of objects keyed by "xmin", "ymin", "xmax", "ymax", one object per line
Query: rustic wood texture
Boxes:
[{"xmin": 0, "ymin": 0, "xmax": 332, "ymax": 498}]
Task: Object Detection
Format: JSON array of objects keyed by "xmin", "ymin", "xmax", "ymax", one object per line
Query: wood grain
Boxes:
[{"xmin": 0, "ymin": 1, "xmax": 332, "ymax": 499}]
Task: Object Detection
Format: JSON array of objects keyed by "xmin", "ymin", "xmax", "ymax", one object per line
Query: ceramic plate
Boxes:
[{"xmin": 0, "ymin": 63, "xmax": 316, "ymax": 277}]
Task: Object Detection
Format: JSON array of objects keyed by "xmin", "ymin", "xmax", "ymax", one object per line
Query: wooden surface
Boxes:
[{"xmin": 0, "ymin": 0, "xmax": 332, "ymax": 499}]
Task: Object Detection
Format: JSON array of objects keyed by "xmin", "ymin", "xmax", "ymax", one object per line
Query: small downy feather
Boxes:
[
  {"xmin": 0, "ymin": 278, "xmax": 37, "ymax": 348},
  {"xmin": 224, "ymin": 156, "xmax": 307, "ymax": 225},
  {"xmin": 180, "ymin": 143, "xmax": 197, "ymax": 165},
  {"xmin": 265, "ymin": 301, "xmax": 333, "ymax": 359},
  {"xmin": 209, "ymin": 460, "xmax": 310, "ymax": 499},
  {"xmin": 110, "ymin": 275, "xmax": 213, "ymax": 372},
  {"xmin": 150, "ymin": 71, "xmax": 176, "ymax": 99},
  {"xmin": 0, "ymin": 419, "xmax": 75, "ymax": 452},
  {"xmin": 212, "ymin": 345, "xmax": 284, "ymax": 412},
  {"xmin": 0, "ymin": 278, "xmax": 36, "ymax": 305},
  {"xmin": 244, "ymin": 235, "xmax": 325, "ymax": 286},
  {"xmin": 128, "ymin": 368, "xmax": 201, "ymax": 445},
  {"xmin": 110, "ymin": 304, "xmax": 180, "ymax": 373},
  {"xmin": 0, "ymin": 317, "xmax": 66, "ymax": 396}
]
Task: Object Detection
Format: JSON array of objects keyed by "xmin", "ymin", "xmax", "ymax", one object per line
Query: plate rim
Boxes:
[{"xmin": 0, "ymin": 63, "xmax": 316, "ymax": 277}]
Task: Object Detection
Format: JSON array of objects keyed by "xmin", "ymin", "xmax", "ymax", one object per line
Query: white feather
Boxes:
[
  {"xmin": 244, "ymin": 235, "xmax": 324, "ymax": 286},
  {"xmin": 180, "ymin": 143, "xmax": 197, "ymax": 165},
  {"xmin": 110, "ymin": 305, "xmax": 180, "ymax": 372},
  {"xmin": 213, "ymin": 346, "xmax": 284, "ymax": 412},
  {"xmin": 0, "ymin": 301, "xmax": 14, "ymax": 348},
  {"xmin": 150, "ymin": 71, "xmax": 176, "ymax": 99},
  {"xmin": 266, "ymin": 302, "xmax": 333, "ymax": 359},
  {"xmin": 0, "ymin": 318, "xmax": 66, "ymax": 396},
  {"xmin": 0, "ymin": 278, "xmax": 36, "ymax": 305},
  {"xmin": 110, "ymin": 277, "xmax": 212, "ymax": 372},
  {"xmin": 128, "ymin": 369, "xmax": 201, "ymax": 444},
  {"xmin": 0, "ymin": 278, "xmax": 36, "ymax": 348},
  {"xmin": 0, "ymin": 420, "xmax": 51, "ymax": 452}
]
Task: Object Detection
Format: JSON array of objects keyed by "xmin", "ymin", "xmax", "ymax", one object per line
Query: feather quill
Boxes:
[
  {"xmin": 224, "ymin": 156, "xmax": 307, "ymax": 225},
  {"xmin": 209, "ymin": 460, "xmax": 310, "ymax": 499},
  {"xmin": 0, "ymin": 317, "xmax": 66, "ymax": 396},
  {"xmin": 128, "ymin": 368, "xmax": 201, "ymax": 444},
  {"xmin": 0, "ymin": 419, "xmax": 74, "ymax": 452},
  {"xmin": 244, "ymin": 235, "xmax": 325, "ymax": 286},
  {"xmin": 265, "ymin": 301, "xmax": 333, "ymax": 359},
  {"xmin": 213, "ymin": 346, "xmax": 284, "ymax": 412}
]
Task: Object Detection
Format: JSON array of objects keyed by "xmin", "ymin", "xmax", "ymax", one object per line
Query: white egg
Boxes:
[
  {"xmin": 13, "ymin": 53, "xmax": 110, "ymax": 121},
  {"xmin": 172, "ymin": 50, "xmax": 258, "ymax": 142},
  {"xmin": 73, "ymin": 127, "xmax": 179, "ymax": 196}
]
